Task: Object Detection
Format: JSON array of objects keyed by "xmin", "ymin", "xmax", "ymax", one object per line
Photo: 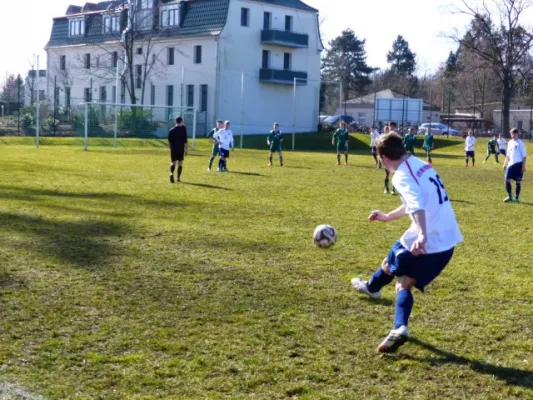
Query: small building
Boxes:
[
  {"xmin": 23, "ymin": 70, "xmax": 47, "ymax": 106},
  {"xmin": 493, "ymin": 109, "xmax": 533, "ymax": 134}
]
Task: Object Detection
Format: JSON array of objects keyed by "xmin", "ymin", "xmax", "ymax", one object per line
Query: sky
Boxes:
[{"xmin": 0, "ymin": 0, "xmax": 524, "ymax": 82}]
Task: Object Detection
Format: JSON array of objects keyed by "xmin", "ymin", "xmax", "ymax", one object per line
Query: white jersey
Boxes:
[
  {"xmin": 213, "ymin": 129, "xmax": 234, "ymax": 150},
  {"xmin": 497, "ymin": 138, "xmax": 507, "ymax": 150},
  {"xmin": 507, "ymin": 138, "xmax": 527, "ymax": 166},
  {"xmin": 465, "ymin": 136, "xmax": 476, "ymax": 151},
  {"xmin": 370, "ymin": 130, "xmax": 380, "ymax": 146},
  {"xmin": 392, "ymin": 156, "xmax": 463, "ymax": 254}
]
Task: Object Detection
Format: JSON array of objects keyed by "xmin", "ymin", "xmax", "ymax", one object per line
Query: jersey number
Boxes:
[{"xmin": 429, "ymin": 175, "xmax": 449, "ymax": 204}]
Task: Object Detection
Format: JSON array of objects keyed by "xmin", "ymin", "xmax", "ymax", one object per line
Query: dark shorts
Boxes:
[
  {"xmin": 386, "ymin": 240, "xmax": 454, "ymax": 292},
  {"xmin": 171, "ymin": 150, "xmax": 184, "ymax": 162},
  {"xmin": 499, "ymin": 149, "xmax": 507, "ymax": 156},
  {"xmin": 466, "ymin": 151, "xmax": 475, "ymax": 158},
  {"xmin": 424, "ymin": 146, "xmax": 432, "ymax": 153},
  {"xmin": 337, "ymin": 142, "xmax": 348, "ymax": 153},
  {"xmin": 270, "ymin": 144, "xmax": 282, "ymax": 153},
  {"xmin": 219, "ymin": 148, "xmax": 230, "ymax": 158},
  {"xmin": 487, "ymin": 149, "xmax": 497, "ymax": 155},
  {"xmin": 371, "ymin": 146, "xmax": 377, "ymax": 155},
  {"xmin": 505, "ymin": 162, "xmax": 524, "ymax": 181}
]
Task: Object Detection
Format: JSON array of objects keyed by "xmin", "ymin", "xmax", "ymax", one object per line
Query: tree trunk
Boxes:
[{"xmin": 502, "ymin": 78, "xmax": 512, "ymax": 137}]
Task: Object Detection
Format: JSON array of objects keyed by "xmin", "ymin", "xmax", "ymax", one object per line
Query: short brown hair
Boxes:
[
  {"xmin": 377, "ymin": 133, "xmax": 406, "ymax": 160},
  {"xmin": 217, "ymin": 120, "xmax": 223, "ymax": 124},
  {"xmin": 175, "ymin": 116, "xmax": 183, "ymax": 124},
  {"xmin": 511, "ymin": 128, "xmax": 519, "ymax": 134},
  {"xmin": 388, "ymin": 121, "xmax": 397, "ymax": 129}
]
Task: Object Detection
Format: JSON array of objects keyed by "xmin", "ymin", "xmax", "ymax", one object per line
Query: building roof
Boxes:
[
  {"xmin": 46, "ymin": 0, "xmax": 231, "ymax": 48},
  {"xmin": 248, "ymin": 0, "xmax": 317, "ymax": 12},
  {"xmin": 345, "ymin": 89, "xmax": 441, "ymax": 112}
]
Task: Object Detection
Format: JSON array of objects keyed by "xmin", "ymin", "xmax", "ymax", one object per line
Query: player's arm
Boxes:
[
  {"xmin": 368, "ymin": 204, "xmax": 407, "ymax": 223},
  {"xmin": 184, "ymin": 141, "xmax": 188, "ymax": 156},
  {"xmin": 332, "ymin": 131, "xmax": 337, "ymax": 145},
  {"xmin": 521, "ymin": 141, "xmax": 527, "ymax": 172},
  {"xmin": 410, "ymin": 210, "xmax": 428, "ymax": 256}
]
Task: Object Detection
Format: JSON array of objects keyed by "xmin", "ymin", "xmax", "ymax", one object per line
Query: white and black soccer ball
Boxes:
[{"xmin": 313, "ymin": 224, "xmax": 337, "ymax": 248}]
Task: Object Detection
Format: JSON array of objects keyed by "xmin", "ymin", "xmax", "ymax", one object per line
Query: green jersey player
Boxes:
[
  {"xmin": 484, "ymin": 135, "xmax": 500, "ymax": 164},
  {"xmin": 403, "ymin": 129, "xmax": 416, "ymax": 156},
  {"xmin": 423, "ymin": 131, "xmax": 434, "ymax": 164},
  {"xmin": 267, "ymin": 123, "xmax": 284, "ymax": 166},
  {"xmin": 207, "ymin": 120, "xmax": 223, "ymax": 171},
  {"xmin": 332, "ymin": 121, "xmax": 350, "ymax": 166}
]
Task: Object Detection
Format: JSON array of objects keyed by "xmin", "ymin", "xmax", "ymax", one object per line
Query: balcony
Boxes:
[
  {"xmin": 261, "ymin": 29, "xmax": 309, "ymax": 48},
  {"xmin": 259, "ymin": 68, "xmax": 308, "ymax": 85}
]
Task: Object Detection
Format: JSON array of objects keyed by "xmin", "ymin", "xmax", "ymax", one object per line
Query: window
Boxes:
[
  {"xmin": 112, "ymin": 51, "xmax": 118, "ymax": 68},
  {"xmin": 161, "ymin": 7, "xmax": 180, "ymax": 27},
  {"xmin": 84, "ymin": 87, "xmax": 92, "ymax": 102},
  {"xmin": 65, "ymin": 87, "xmax": 71, "ymax": 108},
  {"xmin": 187, "ymin": 85, "xmax": 194, "ymax": 108},
  {"xmin": 200, "ymin": 84, "xmax": 208, "ymax": 112},
  {"xmin": 168, "ymin": 47, "xmax": 174, "ymax": 65},
  {"xmin": 262, "ymin": 50, "xmax": 270, "ymax": 68},
  {"xmin": 112, "ymin": 85, "xmax": 117, "ymax": 103},
  {"xmin": 285, "ymin": 15, "xmax": 293, "ymax": 32},
  {"xmin": 166, "ymin": 85, "xmax": 174, "ymax": 106},
  {"xmin": 137, "ymin": 0, "xmax": 152, "ymax": 9},
  {"xmin": 263, "ymin": 12, "xmax": 271, "ymax": 29},
  {"xmin": 84, "ymin": 53, "xmax": 91, "ymax": 69},
  {"xmin": 69, "ymin": 18, "xmax": 85, "ymax": 37},
  {"xmin": 136, "ymin": 65, "xmax": 142, "ymax": 89},
  {"xmin": 150, "ymin": 84, "xmax": 155, "ymax": 106},
  {"xmin": 100, "ymin": 86, "xmax": 107, "ymax": 102},
  {"xmin": 137, "ymin": 47, "xmax": 143, "ymax": 55},
  {"xmin": 241, "ymin": 8, "xmax": 249, "ymax": 27},
  {"xmin": 103, "ymin": 15, "xmax": 119, "ymax": 33},
  {"xmin": 39, "ymin": 70, "xmax": 47, "ymax": 77},
  {"xmin": 60, "ymin": 55, "xmax": 66, "ymax": 71},
  {"xmin": 283, "ymin": 52, "xmax": 291, "ymax": 70},
  {"xmin": 194, "ymin": 45, "xmax": 202, "ymax": 64}
]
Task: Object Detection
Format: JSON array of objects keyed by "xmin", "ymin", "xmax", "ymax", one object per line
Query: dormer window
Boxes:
[
  {"xmin": 103, "ymin": 15, "xmax": 120, "ymax": 33},
  {"xmin": 69, "ymin": 18, "xmax": 85, "ymax": 37},
  {"xmin": 161, "ymin": 7, "xmax": 180, "ymax": 28}
]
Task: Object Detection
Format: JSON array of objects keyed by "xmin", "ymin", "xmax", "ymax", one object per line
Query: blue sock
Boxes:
[
  {"xmin": 516, "ymin": 183, "xmax": 521, "ymax": 198},
  {"xmin": 367, "ymin": 268, "xmax": 393, "ymax": 293},
  {"xmin": 393, "ymin": 289, "xmax": 414, "ymax": 329},
  {"xmin": 506, "ymin": 181, "xmax": 512, "ymax": 197}
]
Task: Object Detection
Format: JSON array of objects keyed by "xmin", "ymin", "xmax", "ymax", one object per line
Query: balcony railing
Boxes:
[
  {"xmin": 261, "ymin": 29, "xmax": 309, "ymax": 48},
  {"xmin": 259, "ymin": 68, "xmax": 308, "ymax": 85}
]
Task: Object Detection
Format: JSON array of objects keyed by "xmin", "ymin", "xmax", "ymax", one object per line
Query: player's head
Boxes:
[
  {"xmin": 175, "ymin": 116, "xmax": 183, "ymax": 125},
  {"xmin": 498, "ymin": 133, "xmax": 503, "ymax": 139},
  {"xmin": 493, "ymin": 134, "xmax": 497, "ymax": 140},
  {"xmin": 388, "ymin": 121, "xmax": 397, "ymax": 131},
  {"xmin": 225, "ymin": 120, "xmax": 230, "ymax": 129},
  {"xmin": 216, "ymin": 120, "xmax": 223, "ymax": 128},
  {"xmin": 340, "ymin": 121, "xmax": 346, "ymax": 127},
  {"xmin": 468, "ymin": 130, "xmax": 473, "ymax": 136},
  {"xmin": 273, "ymin": 122, "xmax": 279, "ymax": 129},
  {"xmin": 377, "ymin": 133, "xmax": 407, "ymax": 171},
  {"xmin": 511, "ymin": 128, "xmax": 519, "ymax": 139}
]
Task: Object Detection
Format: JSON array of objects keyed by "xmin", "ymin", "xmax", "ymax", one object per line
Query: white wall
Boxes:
[{"xmin": 217, "ymin": 0, "xmax": 322, "ymax": 134}]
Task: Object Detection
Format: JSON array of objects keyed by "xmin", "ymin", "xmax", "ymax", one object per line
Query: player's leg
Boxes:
[
  {"xmin": 514, "ymin": 163, "xmax": 524, "ymax": 202},
  {"xmin": 351, "ymin": 258, "xmax": 393, "ymax": 299},
  {"xmin": 344, "ymin": 150, "xmax": 349, "ymax": 165},
  {"xmin": 484, "ymin": 150, "xmax": 491, "ymax": 163},
  {"xmin": 208, "ymin": 147, "xmax": 217, "ymax": 171},
  {"xmin": 268, "ymin": 151, "xmax": 273, "ymax": 166},
  {"xmin": 177, "ymin": 158, "xmax": 184, "ymax": 182},
  {"xmin": 336, "ymin": 150, "xmax": 341, "ymax": 165},
  {"xmin": 472, "ymin": 152, "xmax": 475, "ymax": 167},
  {"xmin": 465, "ymin": 151, "xmax": 469, "ymax": 166},
  {"xmin": 170, "ymin": 152, "xmax": 176, "ymax": 183},
  {"xmin": 372, "ymin": 147, "xmax": 378, "ymax": 165},
  {"xmin": 384, "ymin": 169, "xmax": 391, "ymax": 194},
  {"xmin": 218, "ymin": 151, "xmax": 225, "ymax": 171},
  {"xmin": 278, "ymin": 148, "xmax": 283, "ymax": 166}
]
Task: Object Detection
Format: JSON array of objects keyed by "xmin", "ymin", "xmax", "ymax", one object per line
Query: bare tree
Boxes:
[{"xmin": 451, "ymin": 0, "xmax": 533, "ymax": 134}]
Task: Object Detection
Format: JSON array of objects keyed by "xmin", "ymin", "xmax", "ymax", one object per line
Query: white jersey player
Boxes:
[
  {"xmin": 465, "ymin": 130, "xmax": 476, "ymax": 167},
  {"xmin": 351, "ymin": 132, "xmax": 462, "ymax": 353},
  {"xmin": 370, "ymin": 127, "xmax": 381, "ymax": 166},
  {"xmin": 497, "ymin": 134, "xmax": 507, "ymax": 157},
  {"xmin": 213, "ymin": 120, "xmax": 234, "ymax": 172},
  {"xmin": 503, "ymin": 128, "xmax": 527, "ymax": 203}
]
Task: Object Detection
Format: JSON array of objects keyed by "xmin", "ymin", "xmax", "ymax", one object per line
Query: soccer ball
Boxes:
[{"xmin": 313, "ymin": 224, "xmax": 337, "ymax": 248}]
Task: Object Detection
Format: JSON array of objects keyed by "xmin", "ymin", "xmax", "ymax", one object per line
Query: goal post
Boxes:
[{"xmin": 78, "ymin": 102, "xmax": 198, "ymax": 151}]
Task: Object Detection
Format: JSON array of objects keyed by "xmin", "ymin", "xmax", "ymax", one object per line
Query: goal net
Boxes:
[{"xmin": 75, "ymin": 102, "xmax": 198, "ymax": 150}]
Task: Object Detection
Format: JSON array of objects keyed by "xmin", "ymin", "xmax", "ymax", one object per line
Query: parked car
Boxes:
[
  {"xmin": 418, "ymin": 123, "xmax": 460, "ymax": 136},
  {"xmin": 319, "ymin": 115, "xmax": 331, "ymax": 123},
  {"xmin": 322, "ymin": 115, "xmax": 355, "ymax": 130}
]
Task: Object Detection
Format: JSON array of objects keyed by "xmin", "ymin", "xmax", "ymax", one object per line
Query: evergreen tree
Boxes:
[{"xmin": 386, "ymin": 35, "xmax": 416, "ymax": 76}]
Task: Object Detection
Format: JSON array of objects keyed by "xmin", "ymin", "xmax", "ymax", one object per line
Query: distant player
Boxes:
[
  {"xmin": 213, "ymin": 120, "xmax": 234, "ymax": 172},
  {"xmin": 483, "ymin": 135, "xmax": 500, "ymax": 164},
  {"xmin": 207, "ymin": 120, "xmax": 223, "ymax": 171},
  {"xmin": 497, "ymin": 134, "xmax": 507, "ymax": 160},
  {"xmin": 465, "ymin": 130, "xmax": 476, "ymax": 167},
  {"xmin": 167, "ymin": 116, "xmax": 188, "ymax": 183},
  {"xmin": 370, "ymin": 126, "xmax": 381, "ymax": 167},
  {"xmin": 384, "ymin": 122, "xmax": 397, "ymax": 194},
  {"xmin": 423, "ymin": 129, "xmax": 434, "ymax": 164},
  {"xmin": 351, "ymin": 132, "xmax": 463, "ymax": 353},
  {"xmin": 503, "ymin": 128, "xmax": 527, "ymax": 203},
  {"xmin": 403, "ymin": 128, "xmax": 416, "ymax": 156},
  {"xmin": 267, "ymin": 122, "xmax": 284, "ymax": 166},
  {"xmin": 332, "ymin": 121, "xmax": 350, "ymax": 166}
]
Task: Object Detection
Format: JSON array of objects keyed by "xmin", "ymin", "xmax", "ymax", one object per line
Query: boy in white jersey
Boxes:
[
  {"xmin": 497, "ymin": 134, "xmax": 507, "ymax": 161},
  {"xmin": 503, "ymin": 128, "xmax": 527, "ymax": 203},
  {"xmin": 465, "ymin": 130, "xmax": 476, "ymax": 167},
  {"xmin": 370, "ymin": 126, "xmax": 381, "ymax": 167},
  {"xmin": 213, "ymin": 120, "xmax": 235, "ymax": 172},
  {"xmin": 351, "ymin": 132, "xmax": 463, "ymax": 353}
]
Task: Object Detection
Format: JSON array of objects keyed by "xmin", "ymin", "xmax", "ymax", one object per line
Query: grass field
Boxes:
[{"xmin": 1, "ymin": 134, "xmax": 533, "ymax": 399}]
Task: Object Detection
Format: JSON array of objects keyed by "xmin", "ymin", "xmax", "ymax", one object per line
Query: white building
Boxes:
[{"xmin": 45, "ymin": 0, "xmax": 323, "ymax": 135}]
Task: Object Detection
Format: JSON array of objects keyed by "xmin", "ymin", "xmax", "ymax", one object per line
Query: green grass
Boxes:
[{"xmin": 1, "ymin": 134, "xmax": 533, "ymax": 399}]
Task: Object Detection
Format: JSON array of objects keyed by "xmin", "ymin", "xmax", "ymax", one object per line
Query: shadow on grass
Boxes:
[
  {"xmin": 228, "ymin": 171, "xmax": 265, "ymax": 177},
  {"xmin": 451, "ymin": 199, "xmax": 474, "ymax": 205},
  {"xmin": 0, "ymin": 211, "xmax": 128, "ymax": 269},
  {"xmin": 406, "ymin": 337, "xmax": 533, "ymax": 389},
  {"xmin": 181, "ymin": 182, "xmax": 232, "ymax": 191}
]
